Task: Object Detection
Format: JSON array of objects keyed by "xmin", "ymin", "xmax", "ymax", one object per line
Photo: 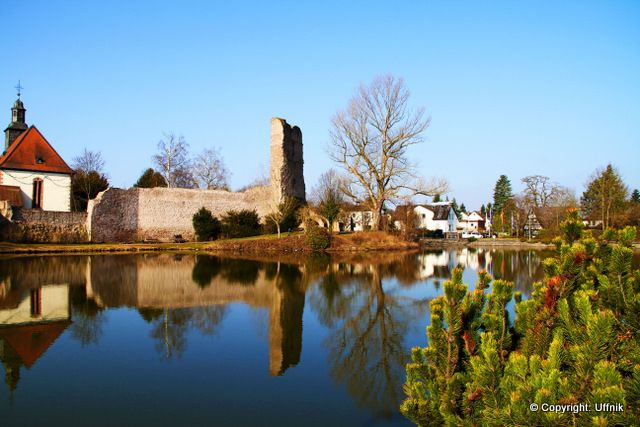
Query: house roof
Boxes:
[
  {"xmin": 0, "ymin": 126, "xmax": 73, "ymax": 175},
  {"xmin": 394, "ymin": 203, "xmax": 453, "ymax": 221},
  {"xmin": 0, "ymin": 185, "xmax": 22, "ymax": 207},
  {"xmin": 420, "ymin": 204, "xmax": 452, "ymax": 221},
  {"xmin": 0, "ymin": 321, "xmax": 70, "ymax": 368}
]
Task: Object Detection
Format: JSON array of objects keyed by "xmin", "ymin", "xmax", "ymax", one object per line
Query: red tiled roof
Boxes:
[
  {"xmin": 0, "ymin": 185, "xmax": 23, "ymax": 207},
  {"xmin": 0, "ymin": 126, "xmax": 73, "ymax": 174},
  {"xmin": 0, "ymin": 321, "xmax": 70, "ymax": 368}
]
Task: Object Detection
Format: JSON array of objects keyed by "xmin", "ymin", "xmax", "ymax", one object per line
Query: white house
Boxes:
[
  {"xmin": 0, "ymin": 98, "xmax": 72, "ymax": 212},
  {"xmin": 458, "ymin": 211, "xmax": 486, "ymax": 232},
  {"xmin": 395, "ymin": 202, "xmax": 459, "ymax": 234}
]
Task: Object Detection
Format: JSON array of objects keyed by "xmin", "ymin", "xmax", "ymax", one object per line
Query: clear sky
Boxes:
[{"xmin": 2, "ymin": 0, "xmax": 638, "ymax": 209}]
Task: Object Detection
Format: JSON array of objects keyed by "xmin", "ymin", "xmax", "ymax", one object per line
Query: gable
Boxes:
[
  {"xmin": 0, "ymin": 126, "xmax": 73, "ymax": 175},
  {"xmin": 0, "ymin": 321, "xmax": 70, "ymax": 368}
]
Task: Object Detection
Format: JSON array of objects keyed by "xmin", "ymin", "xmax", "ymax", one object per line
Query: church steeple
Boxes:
[{"xmin": 4, "ymin": 81, "xmax": 28, "ymax": 152}]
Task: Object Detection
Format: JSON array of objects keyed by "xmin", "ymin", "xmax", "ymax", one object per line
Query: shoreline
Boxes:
[{"xmin": 1, "ymin": 235, "xmax": 637, "ymax": 255}]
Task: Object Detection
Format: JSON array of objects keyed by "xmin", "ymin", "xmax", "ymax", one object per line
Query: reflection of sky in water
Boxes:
[{"xmin": 0, "ymin": 249, "xmax": 576, "ymax": 426}]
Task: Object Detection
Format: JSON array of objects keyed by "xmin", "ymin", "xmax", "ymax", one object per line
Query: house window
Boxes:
[
  {"xmin": 32, "ymin": 178, "xmax": 44, "ymax": 209},
  {"xmin": 422, "ymin": 214, "xmax": 426, "ymax": 219},
  {"xmin": 30, "ymin": 288, "xmax": 42, "ymax": 318}
]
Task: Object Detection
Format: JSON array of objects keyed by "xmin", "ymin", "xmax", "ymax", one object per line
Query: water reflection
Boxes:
[{"xmin": 0, "ymin": 249, "xmax": 563, "ymax": 423}]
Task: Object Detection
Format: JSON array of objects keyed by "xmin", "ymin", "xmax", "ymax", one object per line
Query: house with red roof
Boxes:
[{"xmin": 0, "ymin": 97, "xmax": 73, "ymax": 212}]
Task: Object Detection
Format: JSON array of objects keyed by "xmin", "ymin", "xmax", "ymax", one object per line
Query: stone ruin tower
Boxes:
[{"xmin": 270, "ymin": 118, "xmax": 305, "ymax": 203}]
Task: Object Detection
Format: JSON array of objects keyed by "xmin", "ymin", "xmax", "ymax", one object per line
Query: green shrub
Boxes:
[
  {"xmin": 467, "ymin": 236, "xmax": 477, "ymax": 243},
  {"xmin": 305, "ymin": 223, "xmax": 330, "ymax": 251},
  {"xmin": 221, "ymin": 209, "xmax": 261, "ymax": 238},
  {"xmin": 401, "ymin": 210, "xmax": 640, "ymax": 426},
  {"xmin": 192, "ymin": 207, "xmax": 221, "ymax": 241}
]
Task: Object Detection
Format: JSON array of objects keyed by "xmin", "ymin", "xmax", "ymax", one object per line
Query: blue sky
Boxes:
[{"xmin": 2, "ymin": 0, "xmax": 638, "ymax": 209}]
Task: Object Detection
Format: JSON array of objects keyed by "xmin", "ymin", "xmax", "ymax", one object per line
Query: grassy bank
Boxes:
[{"xmin": 0, "ymin": 231, "xmax": 418, "ymax": 255}]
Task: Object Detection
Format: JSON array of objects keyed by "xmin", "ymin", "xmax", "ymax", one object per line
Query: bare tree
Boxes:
[
  {"xmin": 152, "ymin": 132, "xmax": 192, "ymax": 188},
  {"xmin": 71, "ymin": 149, "xmax": 109, "ymax": 211},
  {"xmin": 521, "ymin": 175, "xmax": 559, "ymax": 208},
  {"xmin": 73, "ymin": 148, "xmax": 105, "ymax": 174},
  {"xmin": 310, "ymin": 169, "xmax": 346, "ymax": 233},
  {"xmin": 328, "ymin": 75, "xmax": 447, "ymax": 230},
  {"xmin": 192, "ymin": 147, "xmax": 230, "ymax": 190}
]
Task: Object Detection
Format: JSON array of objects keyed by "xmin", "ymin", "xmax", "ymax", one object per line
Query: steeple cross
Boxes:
[{"xmin": 15, "ymin": 80, "xmax": 23, "ymax": 98}]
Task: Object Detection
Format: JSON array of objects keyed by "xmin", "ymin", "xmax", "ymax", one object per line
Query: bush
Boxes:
[
  {"xmin": 305, "ymin": 223, "xmax": 330, "ymax": 251},
  {"xmin": 220, "ymin": 209, "xmax": 261, "ymax": 238},
  {"xmin": 192, "ymin": 207, "xmax": 221, "ymax": 241},
  {"xmin": 401, "ymin": 211, "xmax": 640, "ymax": 426}
]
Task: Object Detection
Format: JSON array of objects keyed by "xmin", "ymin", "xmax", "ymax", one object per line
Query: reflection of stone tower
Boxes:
[
  {"xmin": 268, "ymin": 264, "xmax": 305, "ymax": 376},
  {"xmin": 270, "ymin": 118, "xmax": 305, "ymax": 203}
]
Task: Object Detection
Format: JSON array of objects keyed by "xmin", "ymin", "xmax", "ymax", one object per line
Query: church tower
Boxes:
[{"xmin": 4, "ymin": 84, "xmax": 28, "ymax": 153}]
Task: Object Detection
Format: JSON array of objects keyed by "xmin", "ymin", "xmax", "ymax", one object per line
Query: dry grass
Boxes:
[{"xmin": 0, "ymin": 231, "xmax": 418, "ymax": 254}]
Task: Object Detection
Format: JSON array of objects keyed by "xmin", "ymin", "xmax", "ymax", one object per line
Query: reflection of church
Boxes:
[{"xmin": 0, "ymin": 281, "xmax": 71, "ymax": 393}]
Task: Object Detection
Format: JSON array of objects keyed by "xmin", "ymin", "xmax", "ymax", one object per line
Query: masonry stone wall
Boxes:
[
  {"xmin": 87, "ymin": 118, "xmax": 305, "ymax": 243},
  {"xmin": 1, "ymin": 208, "xmax": 88, "ymax": 243},
  {"xmin": 270, "ymin": 118, "xmax": 305, "ymax": 202}
]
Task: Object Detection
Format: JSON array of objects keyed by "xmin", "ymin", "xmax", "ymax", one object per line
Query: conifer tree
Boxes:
[
  {"xmin": 402, "ymin": 210, "xmax": 640, "ymax": 426},
  {"xmin": 493, "ymin": 175, "xmax": 513, "ymax": 213}
]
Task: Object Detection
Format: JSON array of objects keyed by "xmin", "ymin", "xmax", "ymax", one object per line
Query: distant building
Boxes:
[
  {"xmin": 0, "ymin": 97, "xmax": 73, "ymax": 211},
  {"xmin": 458, "ymin": 211, "xmax": 486, "ymax": 232},
  {"xmin": 394, "ymin": 202, "xmax": 459, "ymax": 234}
]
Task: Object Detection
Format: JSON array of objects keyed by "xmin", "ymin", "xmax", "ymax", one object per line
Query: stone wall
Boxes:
[
  {"xmin": 88, "ymin": 185, "xmax": 273, "ymax": 242},
  {"xmin": 88, "ymin": 118, "xmax": 306, "ymax": 243},
  {"xmin": 1, "ymin": 208, "xmax": 88, "ymax": 243}
]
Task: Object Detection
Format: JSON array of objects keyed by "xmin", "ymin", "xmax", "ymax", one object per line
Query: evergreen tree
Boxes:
[
  {"xmin": 134, "ymin": 168, "xmax": 168, "ymax": 188},
  {"xmin": 480, "ymin": 204, "xmax": 486, "ymax": 217},
  {"xmin": 631, "ymin": 189, "xmax": 640, "ymax": 204},
  {"xmin": 433, "ymin": 194, "xmax": 441, "ymax": 203},
  {"xmin": 451, "ymin": 198, "xmax": 460, "ymax": 220},
  {"xmin": 459, "ymin": 203, "xmax": 466, "ymax": 214},
  {"xmin": 493, "ymin": 175, "xmax": 513, "ymax": 213},
  {"xmin": 581, "ymin": 164, "xmax": 628, "ymax": 229},
  {"xmin": 192, "ymin": 207, "xmax": 221, "ymax": 241},
  {"xmin": 402, "ymin": 211, "xmax": 640, "ymax": 426},
  {"xmin": 72, "ymin": 170, "xmax": 109, "ymax": 211}
]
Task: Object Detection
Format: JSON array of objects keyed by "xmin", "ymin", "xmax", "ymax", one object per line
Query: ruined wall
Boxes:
[
  {"xmin": 1, "ymin": 208, "xmax": 87, "ymax": 243},
  {"xmin": 88, "ymin": 185, "xmax": 273, "ymax": 242},
  {"xmin": 88, "ymin": 118, "xmax": 306, "ymax": 243},
  {"xmin": 87, "ymin": 188, "xmax": 139, "ymax": 243},
  {"xmin": 270, "ymin": 118, "xmax": 305, "ymax": 202}
]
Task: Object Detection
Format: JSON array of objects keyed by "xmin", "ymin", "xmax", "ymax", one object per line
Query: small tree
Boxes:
[
  {"xmin": 71, "ymin": 149, "xmax": 109, "ymax": 211},
  {"xmin": 192, "ymin": 207, "xmax": 221, "ymax": 241},
  {"xmin": 265, "ymin": 196, "xmax": 300, "ymax": 238},
  {"xmin": 630, "ymin": 189, "xmax": 640, "ymax": 205},
  {"xmin": 134, "ymin": 168, "xmax": 168, "ymax": 188},
  {"xmin": 311, "ymin": 169, "xmax": 345, "ymax": 233}
]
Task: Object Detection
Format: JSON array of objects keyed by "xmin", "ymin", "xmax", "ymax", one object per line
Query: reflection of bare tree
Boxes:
[
  {"xmin": 141, "ymin": 306, "xmax": 227, "ymax": 360},
  {"xmin": 69, "ymin": 285, "xmax": 105, "ymax": 347},
  {"xmin": 309, "ymin": 263, "xmax": 427, "ymax": 417}
]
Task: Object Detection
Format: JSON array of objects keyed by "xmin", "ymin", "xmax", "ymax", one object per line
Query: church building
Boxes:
[{"xmin": 0, "ymin": 94, "xmax": 73, "ymax": 212}]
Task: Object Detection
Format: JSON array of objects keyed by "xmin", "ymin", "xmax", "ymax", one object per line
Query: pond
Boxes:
[{"xmin": 0, "ymin": 249, "xmax": 561, "ymax": 426}]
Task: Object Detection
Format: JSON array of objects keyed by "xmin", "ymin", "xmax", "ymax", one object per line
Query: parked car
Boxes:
[{"xmin": 462, "ymin": 231, "xmax": 483, "ymax": 239}]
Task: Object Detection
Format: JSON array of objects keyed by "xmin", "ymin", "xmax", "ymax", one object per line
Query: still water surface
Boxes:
[{"xmin": 0, "ymin": 249, "xmax": 554, "ymax": 426}]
